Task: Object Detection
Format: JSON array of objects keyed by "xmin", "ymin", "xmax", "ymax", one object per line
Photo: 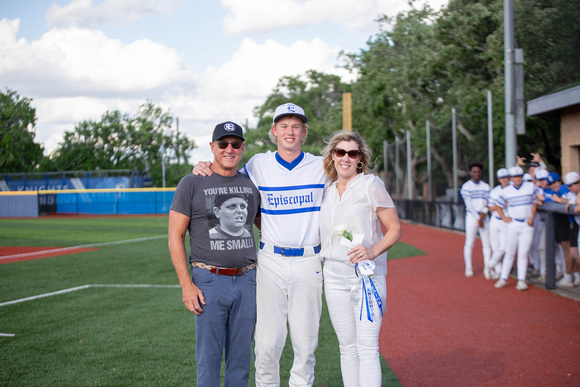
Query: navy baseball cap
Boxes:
[
  {"xmin": 547, "ymin": 172, "xmax": 561, "ymax": 184},
  {"xmin": 212, "ymin": 121, "xmax": 245, "ymax": 141}
]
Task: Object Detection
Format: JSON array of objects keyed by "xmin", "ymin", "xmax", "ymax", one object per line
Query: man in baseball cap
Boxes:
[
  {"xmin": 212, "ymin": 121, "xmax": 245, "ymax": 142},
  {"xmin": 487, "ymin": 168, "xmax": 512, "ymax": 279},
  {"xmin": 559, "ymin": 171, "xmax": 580, "ymax": 287},
  {"xmin": 529, "ymin": 168, "xmax": 550, "ymax": 282}
]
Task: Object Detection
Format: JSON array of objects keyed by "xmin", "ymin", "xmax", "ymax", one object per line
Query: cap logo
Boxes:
[
  {"xmin": 286, "ymin": 104, "xmax": 296, "ymax": 113},
  {"xmin": 224, "ymin": 122, "xmax": 235, "ymax": 132}
]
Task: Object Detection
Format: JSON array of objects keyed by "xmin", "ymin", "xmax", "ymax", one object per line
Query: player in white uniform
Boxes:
[
  {"xmin": 460, "ymin": 162, "xmax": 491, "ymax": 278},
  {"xmin": 560, "ymin": 172, "xmax": 580, "ymax": 286},
  {"xmin": 486, "ymin": 168, "xmax": 510, "ymax": 279},
  {"xmin": 192, "ymin": 103, "xmax": 329, "ymax": 387},
  {"xmin": 528, "ymin": 168, "xmax": 550, "ymax": 281},
  {"xmin": 494, "ymin": 166, "xmax": 544, "ymax": 290}
]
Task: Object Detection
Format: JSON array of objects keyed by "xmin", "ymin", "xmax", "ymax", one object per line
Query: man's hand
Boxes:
[
  {"xmin": 531, "ymin": 152, "xmax": 543, "ymax": 164},
  {"xmin": 192, "ymin": 161, "xmax": 213, "ymax": 176},
  {"xmin": 182, "ymin": 282, "xmax": 206, "ymax": 315},
  {"xmin": 517, "ymin": 155, "xmax": 526, "ymax": 167}
]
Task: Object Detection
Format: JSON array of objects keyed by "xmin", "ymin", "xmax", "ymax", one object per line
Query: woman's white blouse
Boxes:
[{"xmin": 319, "ymin": 173, "xmax": 395, "ymax": 275}]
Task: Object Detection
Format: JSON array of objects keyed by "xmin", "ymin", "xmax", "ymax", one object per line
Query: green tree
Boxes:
[
  {"xmin": 47, "ymin": 101, "xmax": 195, "ymax": 186},
  {"xmin": 0, "ymin": 88, "xmax": 44, "ymax": 172}
]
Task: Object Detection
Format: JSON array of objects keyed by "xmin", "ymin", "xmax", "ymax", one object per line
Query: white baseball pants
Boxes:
[
  {"xmin": 529, "ymin": 214, "xmax": 546, "ymax": 275},
  {"xmin": 463, "ymin": 214, "xmax": 491, "ymax": 273},
  {"xmin": 254, "ymin": 246, "xmax": 323, "ymax": 387},
  {"xmin": 488, "ymin": 216, "xmax": 507, "ymax": 274},
  {"xmin": 500, "ymin": 220, "xmax": 534, "ymax": 281}
]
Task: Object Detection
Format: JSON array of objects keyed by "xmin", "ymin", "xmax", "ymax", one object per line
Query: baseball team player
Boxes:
[
  {"xmin": 494, "ymin": 166, "xmax": 544, "ymax": 290},
  {"xmin": 460, "ymin": 161, "xmax": 491, "ymax": 278},
  {"xmin": 528, "ymin": 168, "xmax": 550, "ymax": 281},
  {"xmin": 192, "ymin": 103, "xmax": 329, "ymax": 386},
  {"xmin": 486, "ymin": 168, "xmax": 510, "ymax": 279},
  {"xmin": 559, "ymin": 171, "xmax": 580, "ymax": 286}
]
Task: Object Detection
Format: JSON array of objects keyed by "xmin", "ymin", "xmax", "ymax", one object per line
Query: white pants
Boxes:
[
  {"xmin": 488, "ymin": 216, "xmax": 507, "ymax": 274},
  {"xmin": 323, "ymin": 259, "xmax": 386, "ymax": 387},
  {"xmin": 529, "ymin": 213, "xmax": 546, "ymax": 275},
  {"xmin": 254, "ymin": 246, "xmax": 323, "ymax": 387},
  {"xmin": 463, "ymin": 214, "xmax": 491, "ymax": 273},
  {"xmin": 500, "ymin": 220, "xmax": 534, "ymax": 281}
]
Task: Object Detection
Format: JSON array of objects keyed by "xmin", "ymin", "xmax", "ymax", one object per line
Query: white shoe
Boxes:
[
  {"xmin": 574, "ymin": 273, "xmax": 580, "ymax": 286},
  {"xmin": 491, "ymin": 272, "xmax": 500, "ymax": 280},
  {"xmin": 516, "ymin": 281, "xmax": 528, "ymax": 291},
  {"xmin": 556, "ymin": 277, "xmax": 575, "ymax": 288},
  {"xmin": 535, "ymin": 275, "xmax": 546, "ymax": 283},
  {"xmin": 484, "ymin": 267, "xmax": 491, "ymax": 280},
  {"xmin": 465, "ymin": 270, "xmax": 474, "ymax": 277},
  {"xmin": 494, "ymin": 279, "xmax": 507, "ymax": 288}
]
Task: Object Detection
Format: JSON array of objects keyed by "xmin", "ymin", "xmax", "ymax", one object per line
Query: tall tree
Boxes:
[
  {"xmin": 0, "ymin": 88, "xmax": 44, "ymax": 172},
  {"xmin": 47, "ymin": 101, "xmax": 195, "ymax": 186}
]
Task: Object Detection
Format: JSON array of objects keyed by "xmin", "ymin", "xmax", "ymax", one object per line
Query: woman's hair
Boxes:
[{"xmin": 321, "ymin": 130, "xmax": 372, "ymax": 182}]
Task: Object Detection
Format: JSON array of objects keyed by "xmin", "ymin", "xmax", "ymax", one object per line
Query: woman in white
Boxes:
[{"xmin": 319, "ymin": 130, "xmax": 402, "ymax": 387}]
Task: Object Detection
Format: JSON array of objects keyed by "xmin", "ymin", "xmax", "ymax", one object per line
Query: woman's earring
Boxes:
[{"xmin": 357, "ymin": 162, "xmax": 363, "ymax": 169}]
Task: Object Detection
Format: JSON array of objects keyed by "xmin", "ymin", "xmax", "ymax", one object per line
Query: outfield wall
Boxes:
[{"xmin": 0, "ymin": 188, "xmax": 175, "ymax": 217}]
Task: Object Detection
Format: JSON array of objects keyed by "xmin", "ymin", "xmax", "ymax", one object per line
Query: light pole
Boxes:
[{"xmin": 160, "ymin": 144, "xmax": 166, "ymax": 189}]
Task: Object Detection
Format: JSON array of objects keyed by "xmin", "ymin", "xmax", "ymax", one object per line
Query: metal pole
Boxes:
[
  {"xmin": 452, "ymin": 108, "xmax": 458, "ymax": 203},
  {"xmin": 504, "ymin": 0, "xmax": 517, "ymax": 168},
  {"xmin": 488, "ymin": 91, "xmax": 494, "ymax": 185},
  {"xmin": 394, "ymin": 136, "xmax": 399, "ymax": 197},
  {"xmin": 406, "ymin": 130, "xmax": 412, "ymax": 200},
  {"xmin": 426, "ymin": 120, "xmax": 432, "ymax": 201},
  {"xmin": 160, "ymin": 144, "xmax": 166, "ymax": 189},
  {"xmin": 383, "ymin": 140, "xmax": 388, "ymax": 188}
]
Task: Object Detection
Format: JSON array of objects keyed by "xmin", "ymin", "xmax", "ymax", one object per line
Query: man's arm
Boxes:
[
  {"xmin": 192, "ymin": 161, "xmax": 214, "ymax": 176},
  {"xmin": 168, "ymin": 209, "xmax": 205, "ymax": 315}
]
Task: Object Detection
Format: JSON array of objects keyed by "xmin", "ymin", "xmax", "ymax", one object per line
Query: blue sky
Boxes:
[{"xmin": 0, "ymin": 0, "xmax": 448, "ymax": 163}]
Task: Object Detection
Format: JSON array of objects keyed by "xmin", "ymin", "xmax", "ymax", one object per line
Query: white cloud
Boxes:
[
  {"xmin": 221, "ymin": 0, "xmax": 445, "ymax": 35},
  {"xmin": 46, "ymin": 0, "xmax": 184, "ymax": 28},
  {"xmin": 0, "ymin": 20, "xmax": 193, "ymax": 98}
]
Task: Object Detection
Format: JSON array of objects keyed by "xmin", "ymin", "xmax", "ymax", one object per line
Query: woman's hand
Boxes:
[{"xmin": 348, "ymin": 245, "xmax": 376, "ymax": 264}]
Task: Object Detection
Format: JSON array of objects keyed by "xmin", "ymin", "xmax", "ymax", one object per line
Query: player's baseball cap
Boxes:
[
  {"xmin": 564, "ymin": 172, "xmax": 580, "ymax": 186},
  {"xmin": 497, "ymin": 168, "xmax": 509, "ymax": 179},
  {"xmin": 508, "ymin": 166, "xmax": 524, "ymax": 177},
  {"xmin": 523, "ymin": 173, "xmax": 533, "ymax": 182},
  {"xmin": 273, "ymin": 103, "xmax": 308, "ymax": 124},
  {"xmin": 535, "ymin": 169, "xmax": 549, "ymax": 180},
  {"xmin": 212, "ymin": 121, "xmax": 245, "ymax": 142},
  {"xmin": 547, "ymin": 172, "xmax": 561, "ymax": 185}
]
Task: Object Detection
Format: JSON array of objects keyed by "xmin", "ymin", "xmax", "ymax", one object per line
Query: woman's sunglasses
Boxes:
[
  {"xmin": 334, "ymin": 148, "xmax": 361, "ymax": 159},
  {"xmin": 216, "ymin": 140, "xmax": 243, "ymax": 149}
]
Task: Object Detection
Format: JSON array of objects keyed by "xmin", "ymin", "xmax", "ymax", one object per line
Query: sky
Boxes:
[{"xmin": 0, "ymin": 0, "xmax": 448, "ymax": 164}]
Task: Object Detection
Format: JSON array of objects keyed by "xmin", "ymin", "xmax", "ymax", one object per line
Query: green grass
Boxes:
[{"xmin": 0, "ymin": 216, "xmax": 422, "ymax": 386}]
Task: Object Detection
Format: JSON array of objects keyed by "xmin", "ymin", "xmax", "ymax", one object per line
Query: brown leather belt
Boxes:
[{"xmin": 191, "ymin": 261, "xmax": 256, "ymax": 276}]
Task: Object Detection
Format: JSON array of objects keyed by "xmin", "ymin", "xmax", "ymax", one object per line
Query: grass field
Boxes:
[{"xmin": 0, "ymin": 216, "xmax": 424, "ymax": 386}]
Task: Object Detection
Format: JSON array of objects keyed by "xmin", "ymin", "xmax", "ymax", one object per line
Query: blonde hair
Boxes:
[{"xmin": 322, "ymin": 130, "xmax": 372, "ymax": 182}]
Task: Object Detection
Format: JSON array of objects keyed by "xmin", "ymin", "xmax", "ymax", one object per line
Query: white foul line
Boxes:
[
  {"xmin": 0, "ymin": 283, "xmax": 180, "ymax": 307},
  {"xmin": 0, "ymin": 235, "xmax": 167, "ymax": 261}
]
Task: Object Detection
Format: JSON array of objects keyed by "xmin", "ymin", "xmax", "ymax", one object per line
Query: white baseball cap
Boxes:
[
  {"xmin": 535, "ymin": 169, "xmax": 549, "ymax": 180},
  {"xmin": 523, "ymin": 173, "xmax": 533, "ymax": 181},
  {"xmin": 273, "ymin": 103, "xmax": 308, "ymax": 123},
  {"xmin": 564, "ymin": 171, "xmax": 580, "ymax": 186},
  {"xmin": 509, "ymin": 166, "xmax": 524, "ymax": 177},
  {"xmin": 497, "ymin": 168, "xmax": 509, "ymax": 179}
]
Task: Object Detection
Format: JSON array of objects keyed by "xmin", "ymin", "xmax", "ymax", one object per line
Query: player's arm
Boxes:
[
  {"xmin": 192, "ymin": 161, "xmax": 213, "ymax": 176},
  {"xmin": 168, "ymin": 209, "xmax": 205, "ymax": 315},
  {"xmin": 349, "ymin": 207, "xmax": 401, "ymax": 264},
  {"xmin": 496, "ymin": 205, "xmax": 511, "ymax": 223}
]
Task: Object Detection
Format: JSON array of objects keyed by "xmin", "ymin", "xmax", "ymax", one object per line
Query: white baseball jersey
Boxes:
[
  {"xmin": 561, "ymin": 191, "xmax": 580, "ymax": 224},
  {"xmin": 488, "ymin": 184, "xmax": 509, "ymax": 218},
  {"xmin": 497, "ymin": 181, "xmax": 541, "ymax": 220},
  {"xmin": 460, "ymin": 180, "xmax": 490, "ymax": 218},
  {"xmin": 243, "ymin": 150, "xmax": 329, "ymax": 247}
]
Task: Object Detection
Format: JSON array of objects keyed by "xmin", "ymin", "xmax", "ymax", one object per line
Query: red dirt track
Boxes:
[
  {"xmin": 0, "ymin": 246, "xmax": 98, "ymax": 264},
  {"xmin": 380, "ymin": 221, "xmax": 580, "ymax": 386}
]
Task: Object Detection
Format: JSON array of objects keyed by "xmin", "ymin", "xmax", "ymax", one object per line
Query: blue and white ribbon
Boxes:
[{"xmin": 355, "ymin": 262, "xmax": 383, "ymax": 322}]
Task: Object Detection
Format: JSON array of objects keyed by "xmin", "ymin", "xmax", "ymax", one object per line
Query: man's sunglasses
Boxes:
[
  {"xmin": 216, "ymin": 140, "xmax": 243, "ymax": 149},
  {"xmin": 334, "ymin": 148, "xmax": 361, "ymax": 159}
]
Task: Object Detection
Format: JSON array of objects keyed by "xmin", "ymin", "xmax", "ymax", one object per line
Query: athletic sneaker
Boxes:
[
  {"xmin": 483, "ymin": 267, "xmax": 490, "ymax": 280},
  {"xmin": 535, "ymin": 275, "xmax": 546, "ymax": 283},
  {"xmin": 516, "ymin": 281, "xmax": 528, "ymax": 291},
  {"xmin": 556, "ymin": 277, "xmax": 575, "ymax": 288},
  {"xmin": 494, "ymin": 279, "xmax": 507, "ymax": 288},
  {"xmin": 465, "ymin": 270, "xmax": 474, "ymax": 277},
  {"xmin": 574, "ymin": 273, "xmax": 580, "ymax": 286},
  {"xmin": 491, "ymin": 272, "xmax": 500, "ymax": 280}
]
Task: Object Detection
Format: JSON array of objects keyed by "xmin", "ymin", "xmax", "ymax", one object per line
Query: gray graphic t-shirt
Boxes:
[{"xmin": 170, "ymin": 172, "xmax": 260, "ymax": 268}]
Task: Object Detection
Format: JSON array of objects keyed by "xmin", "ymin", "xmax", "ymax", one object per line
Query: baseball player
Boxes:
[
  {"xmin": 486, "ymin": 168, "xmax": 510, "ymax": 279},
  {"xmin": 494, "ymin": 166, "xmax": 544, "ymax": 290},
  {"xmin": 460, "ymin": 161, "xmax": 491, "ymax": 278},
  {"xmin": 192, "ymin": 103, "xmax": 329, "ymax": 386},
  {"xmin": 559, "ymin": 171, "xmax": 580, "ymax": 286},
  {"xmin": 528, "ymin": 168, "xmax": 550, "ymax": 281}
]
